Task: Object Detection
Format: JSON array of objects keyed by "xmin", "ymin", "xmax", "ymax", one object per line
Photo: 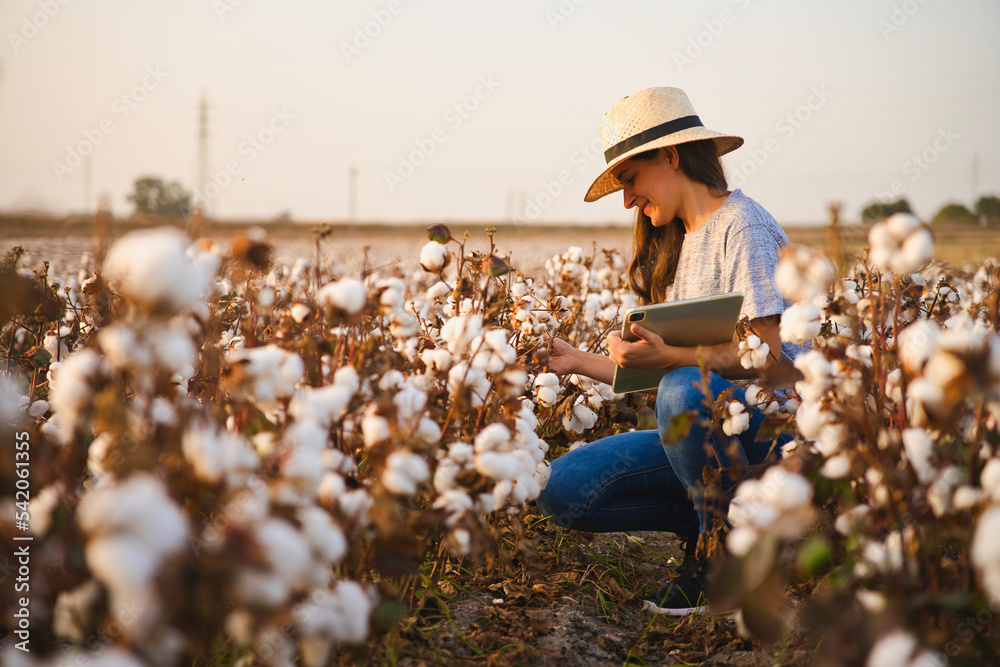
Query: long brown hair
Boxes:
[{"xmin": 626, "ymin": 139, "xmax": 729, "ymax": 305}]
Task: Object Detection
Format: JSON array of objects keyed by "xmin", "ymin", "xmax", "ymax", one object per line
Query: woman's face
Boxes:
[{"xmin": 611, "ymin": 147, "xmax": 681, "ymax": 227}]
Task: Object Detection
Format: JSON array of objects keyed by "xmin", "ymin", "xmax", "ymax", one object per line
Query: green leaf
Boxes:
[{"xmin": 796, "ymin": 535, "xmax": 832, "ymax": 576}]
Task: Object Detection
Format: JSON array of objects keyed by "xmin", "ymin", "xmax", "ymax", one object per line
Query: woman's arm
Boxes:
[
  {"xmin": 547, "ymin": 337, "xmax": 618, "ymax": 385},
  {"xmin": 608, "ymin": 314, "xmax": 784, "ymax": 380}
]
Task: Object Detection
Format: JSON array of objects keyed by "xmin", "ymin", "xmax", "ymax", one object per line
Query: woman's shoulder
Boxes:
[{"xmin": 718, "ymin": 190, "xmax": 787, "ymax": 243}]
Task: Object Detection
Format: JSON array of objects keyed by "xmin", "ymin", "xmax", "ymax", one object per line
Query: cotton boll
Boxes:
[
  {"xmin": 835, "ymin": 504, "xmax": 872, "ymax": 536},
  {"xmin": 953, "ymin": 485, "xmax": 987, "ymax": 511},
  {"xmin": 433, "ymin": 489, "xmax": 475, "ymax": 526},
  {"xmin": 288, "ymin": 384, "xmax": 354, "ymax": 427},
  {"xmin": 973, "ymin": 506, "xmax": 1000, "ymax": 606},
  {"xmin": 780, "ymin": 302, "xmax": 822, "ymax": 343},
  {"xmin": 419, "ymin": 241, "xmax": 450, "ymax": 272},
  {"xmin": 297, "ymin": 506, "xmax": 347, "ymax": 565},
  {"xmin": 103, "ymin": 227, "xmax": 213, "ymax": 314},
  {"xmin": 421, "ymin": 347, "xmax": 454, "ymax": 374},
  {"xmin": 820, "ymin": 454, "xmax": 851, "ymax": 479},
  {"xmin": 440, "ymin": 314, "xmax": 484, "ymax": 356},
  {"xmin": 475, "ymin": 451, "xmax": 522, "ymax": 481},
  {"xmin": 775, "ymin": 245, "xmax": 835, "ymax": 303},
  {"xmin": 865, "ymin": 630, "xmax": 919, "ymax": 667},
  {"xmin": 291, "ymin": 302, "xmax": 313, "ymax": 323},
  {"xmin": 722, "ymin": 401, "xmax": 750, "ymax": 436},
  {"xmin": 382, "ymin": 450, "xmax": 430, "ymax": 495},
  {"xmin": 276, "ymin": 447, "xmax": 326, "ymax": 504},
  {"xmin": 182, "ymin": 423, "xmax": 259, "ymax": 485},
  {"xmin": 49, "ymin": 348, "xmax": 103, "ymax": 443},
  {"xmin": 77, "ymin": 474, "xmax": 189, "ymax": 557},
  {"xmin": 899, "ymin": 229, "xmax": 934, "ymax": 274},
  {"xmin": 296, "ymin": 581, "xmax": 373, "ymax": 645},
  {"xmin": 28, "ymin": 483, "xmax": 63, "ymax": 537},
  {"xmin": 413, "ymin": 416, "xmax": 442, "ymax": 443},
  {"xmin": 726, "ymin": 526, "xmax": 759, "ymax": 557},
  {"xmin": 901, "ymin": 428, "xmax": 935, "ymax": 484},
  {"xmin": 562, "ymin": 402, "xmax": 598, "ymax": 434},
  {"xmin": 981, "ymin": 458, "xmax": 1000, "ymax": 501},
  {"xmin": 361, "ymin": 414, "xmax": 391, "ymax": 448},
  {"xmin": 447, "ymin": 361, "xmax": 491, "ymax": 407},
  {"xmin": 474, "ymin": 422, "xmax": 512, "ymax": 453},
  {"xmin": 317, "ymin": 278, "xmax": 367, "ymax": 315}
]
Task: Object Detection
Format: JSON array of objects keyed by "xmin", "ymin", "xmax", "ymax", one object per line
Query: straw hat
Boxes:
[{"xmin": 584, "ymin": 87, "xmax": 743, "ymax": 202}]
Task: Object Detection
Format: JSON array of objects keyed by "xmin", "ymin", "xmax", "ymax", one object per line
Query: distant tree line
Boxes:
[{"xmin": 861, "ymin": 195, "xmax": 1000, "ymax": 225}]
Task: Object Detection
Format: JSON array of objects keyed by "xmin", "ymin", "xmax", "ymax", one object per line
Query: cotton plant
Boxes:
[{"xmin": 711, "ymin": 219, "xmax": 1000, "ymax": 661}]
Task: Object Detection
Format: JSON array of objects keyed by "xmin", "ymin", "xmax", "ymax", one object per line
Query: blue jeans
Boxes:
[{"xmin": 535, "ymin": 367, "xmax": 780, "ymax": 537}]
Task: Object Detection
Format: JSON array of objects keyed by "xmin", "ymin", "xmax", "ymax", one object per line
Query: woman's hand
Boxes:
[
  {"xmin": 547, "ymin": 337, "xmax": 580, "ymax": 375},
  {"xmin": 607, "ymin": 323, "xmax": 676, "ymax": 370}
]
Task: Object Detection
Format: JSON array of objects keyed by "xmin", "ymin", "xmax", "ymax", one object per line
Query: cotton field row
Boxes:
[{"xmin": 1, "ymin": 215, "xmax": 998, "ymax": 665}]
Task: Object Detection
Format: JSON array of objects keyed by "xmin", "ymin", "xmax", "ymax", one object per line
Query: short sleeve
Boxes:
[{"xmin": 725, "ymin": 224, "xmax": 786, "ymax": 321}]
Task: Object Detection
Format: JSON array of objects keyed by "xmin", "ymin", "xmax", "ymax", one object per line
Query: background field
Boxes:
[{"xmin": 3, "ymin": 214, "xmax": 1000, "ymax": 274}]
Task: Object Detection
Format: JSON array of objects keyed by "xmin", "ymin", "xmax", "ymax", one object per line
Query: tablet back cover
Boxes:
[{"xmin": 610, "ymin": 293, "xmax": 744, "ymax": 393}]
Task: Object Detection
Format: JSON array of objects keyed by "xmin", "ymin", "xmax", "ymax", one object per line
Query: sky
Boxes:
[{"xmin": 0, "ymin": 0, "xmax": 998, "ymax": 226}]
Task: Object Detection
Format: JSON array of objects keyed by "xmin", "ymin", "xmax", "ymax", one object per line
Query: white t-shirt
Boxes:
[{"xmin": 663, "ymin": 189, "xmax": 802, "ymax": 362}]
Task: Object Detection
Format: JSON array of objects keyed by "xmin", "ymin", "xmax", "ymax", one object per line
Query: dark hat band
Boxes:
[{"xmin": 603, "ymin": 115, "xmax": 704, "ymax": 163}]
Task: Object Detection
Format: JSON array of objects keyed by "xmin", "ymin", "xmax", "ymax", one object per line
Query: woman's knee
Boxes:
[{"xmin": 656, "ymin": 367, "xmax": 710, "ymax": 415}]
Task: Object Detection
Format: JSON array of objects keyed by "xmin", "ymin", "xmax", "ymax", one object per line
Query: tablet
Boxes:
[{"xmin": 610, "ymin": 292, "xmax": 744, "ymax": 393}]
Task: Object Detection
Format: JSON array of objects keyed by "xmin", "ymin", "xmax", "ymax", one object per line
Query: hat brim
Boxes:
[{"xmin": 584, "ymin": 130, "xmax": 743, "ymax": 203}]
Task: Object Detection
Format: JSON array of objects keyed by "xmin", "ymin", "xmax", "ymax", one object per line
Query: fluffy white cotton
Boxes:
[
  {"xmin": 361, "ymin": 413, "xmax": 391, "ymax": 448},
  {"xmin": 440, "ymin": 314, "xmax": 485, "ymax": 356},
  {"xmin": 295, "ymin": 580, "xmax": 373, "ymax": 645},
  {"xmin": 77, "ymin": 474, "xmax": 189, "ymax": 556},
  {"xmin": 475, "ymin": 423, "xmax": 512, "ymax": 452},
  {"xmin": 447, "ymin": 361, "xmax": 491, "ymax": 407},
  {"xmin": 738, "ymin": 334, "xmax": 770, "ymax": 369},
  {"xmin": 227, "ymin": 345, "xmax": 304, "ymax": 416},
  {"xmin": 49, "ymin": 348, "xmax": 103, "ymax": 443},
  {"xmin": 298, "ymin": 506, "xmax": 348, "ymax": 565},
  {"xmin": 981, "ymin": 458, "xmax": 1000, "ymax": 501},
  {"xmin": 868, "ymin": 213, "xmax": 934, "ymax": 275},
  {"xmin": 419, "ymin": 241, "xmax": 450, "ymax": 272},
  {"xmin": 775, "ymin": 245, "xmax": 836, "ymax": 303},
  {"xmin": 820, "ymin": 454, "xmax": 852, "ymax": 479},
  {"xmin": 317, "ymin": 278, "xmax": 367, "ymax": 315},
  {"xmin": 901, "ymin": 428, "xmax": 935, "ymax": 484},
  {"xmin": 780, "ymin": 301, "xmax": 822, "ymax": 343},
  {"xmin": 103, "ymin": 227, "xmax": 214, "ymax": 314},
  {"xmin": 562, "ymin": 401, "xmax": 598, "ymax": 434},
  {"xmin": 723, "ymin": 401, "xmax": 751, "ymax": 436},
  {"xmin": 288, "ymin": 383, "xmax": 355, "ymax": 427},
  {"xmin": 382, "ymin": 450, "xmax": 430, "ymax": 495},
  {"xmin": 182, "ymin": 423, "xmax": 259, "ymax": 485},
  {"xmin": 794, "ymin": 350, "xmax": 832, "ymax": 403}
]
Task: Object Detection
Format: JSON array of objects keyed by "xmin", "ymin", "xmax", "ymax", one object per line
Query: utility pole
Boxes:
[
  {"xmin": 83, "ymin": 155, "xmax": 91, "ymax": 213},
  {"xmin": 197, "ymin": 93, "xmax": 209, "ymax": 214},
  {"xmin": 348, "ymin": 167, "xmax": 358, "ymax": 222}
]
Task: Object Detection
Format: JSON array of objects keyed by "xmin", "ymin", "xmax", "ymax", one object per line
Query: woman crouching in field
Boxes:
[{"xmin": 535, "ymin": 87, "xmax": 803, "ymax": 615}]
